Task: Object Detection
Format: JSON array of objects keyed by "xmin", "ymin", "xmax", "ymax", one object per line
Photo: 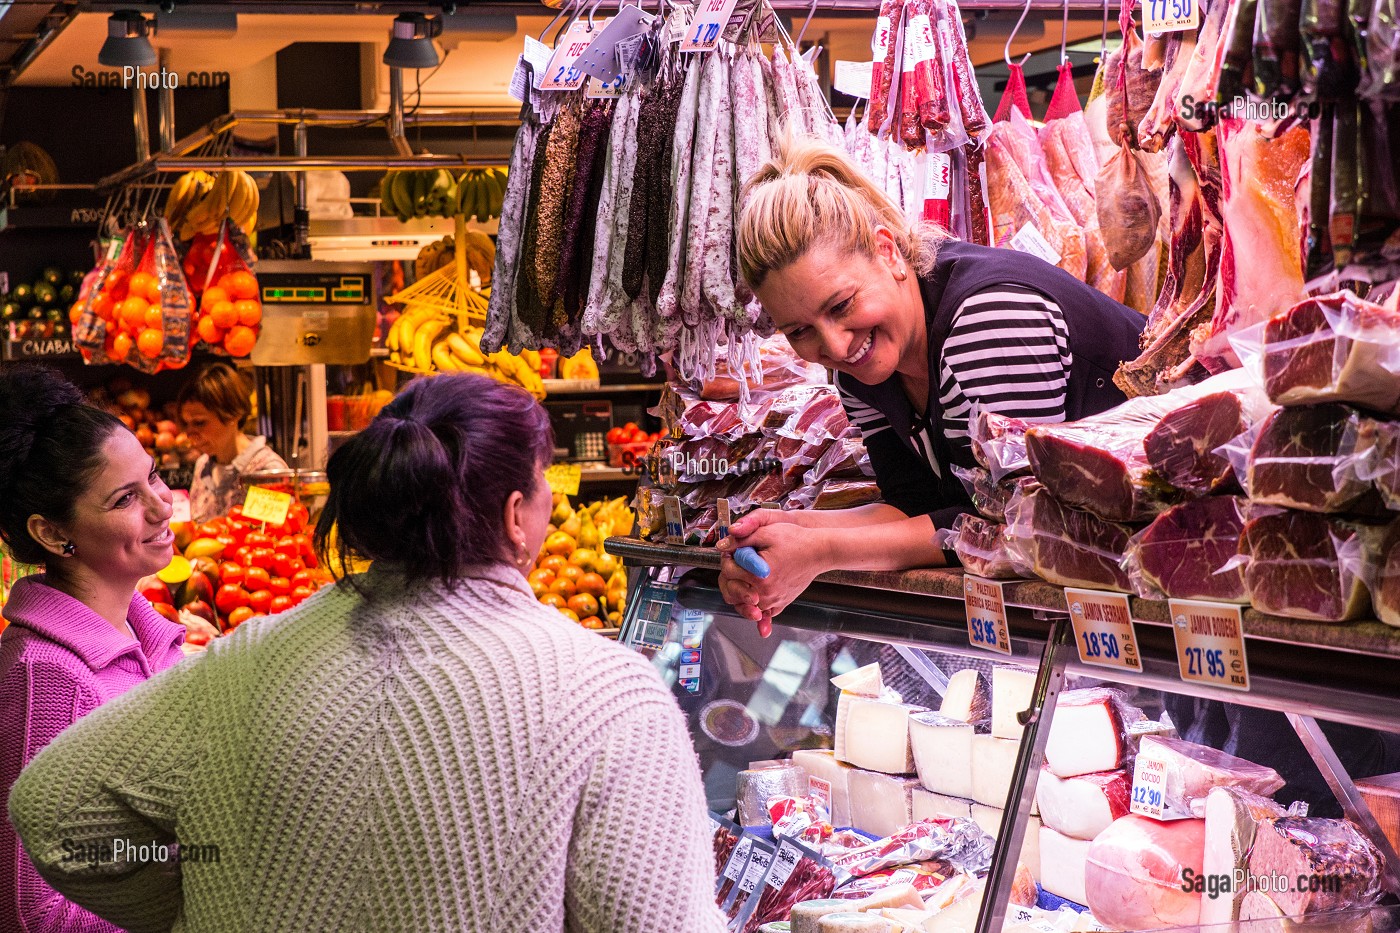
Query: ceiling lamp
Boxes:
[
  {"xmin": 383, "ymin": 13, "xmax": 442, "ymax": 69},
  {"xmin": 99, "ymin": 10, "xmax": 157, "ymax": 68}
]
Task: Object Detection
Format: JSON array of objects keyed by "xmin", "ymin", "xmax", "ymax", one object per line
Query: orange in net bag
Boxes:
[{"xmin": 191, "ymin": 220, "xmax": 262, "ymax": 358}]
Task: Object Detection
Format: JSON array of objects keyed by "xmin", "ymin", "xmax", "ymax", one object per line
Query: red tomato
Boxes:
[
  {"xmin": 269, "ymin": 576, "xmax": 291, "ymax": 597},
  {"xmin": 291, "ymin": 533, "xmax": 315, "ymax": 562},
  {"xmin": 215, "ymin": 584, "xmax": 248, "ymax": 615},
  {"xmin": 245, "ymin": 532, "xmax": 273, "ymax": 549},
  {"xmin": 623, "ymin": 421, "xmax": 638, "ymax": 432},
  {"xmin": 227, "ymin": 506, "xmax": 244, "ymax": 523},
  {"xmin": 287, "ymin": 503, "xmax": 309, "ymax": 534},
  {"xmin": 269, "ymin": 595, "xmax": 293, "ymax": 614},
  {"xmin": 248, "ymin": 547, "xmax": 276, "ymax": 570},
  {"xmin": 225, "ymin": 523, "xmax": 248, "ymax": 546},
  {"xmin": 247, "ymin": 589, "xmax": 273, "ymax": 613},
  {"xmin": 274, "ymin": 538, "xmax": 300, "ymax": 557},
  {"xmin": 606, "ymin": 426, "xmax": 627, "ymax": 445},
  {"xmin": 291, "ymin": 585, "xmax": 316, "ymax": 605},
  {"xmin": 291, "ymin": 569, "xmax": 317, "ymax": 590},
  {"xmin": 231, "ymin": 545, "xmax": 253, "ymax": 566},
  {"xmin": 242, "ymin": 566, "xmax": 272, "ymax": 591},
  {"xmin": 303, "ymin": 550, "xmax": 319, "ymax": 570},
  {"xmin": 273, "ymin": 554, "xmax": 303, "ymax": 579},
  {"xmin": 226, "ymin": 605, "xmax": 254, "ymax": 629},
  {"xmin": 219, "ymin": 562, "xmax": 245, "ymax": 587}
]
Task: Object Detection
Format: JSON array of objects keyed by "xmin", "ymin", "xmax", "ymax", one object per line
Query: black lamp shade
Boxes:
[
  {"xmin": 383, "ymin": 13, "xmax": 441, "ymax": 69},
  {"xmin": 99, "ymin": 11, "xmax": 157, "ymax": 67}
]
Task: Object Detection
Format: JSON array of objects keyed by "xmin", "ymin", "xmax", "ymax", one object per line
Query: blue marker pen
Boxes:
[{"xmin": 733, "ymin": 546, "xmax": 771, "ymax": 579}]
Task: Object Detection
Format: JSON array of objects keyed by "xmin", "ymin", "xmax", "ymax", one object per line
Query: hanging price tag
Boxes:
[
  {"xmin": 544, "ymin": 462, "xmax": 582, "ymax": 496},
  {"xmin": 242, "ymin": 486, "xmax": 293, "ymax": 526},
  {"xmin": 170, "ymin": 490, "xmax": 192, "ymax": 525},
  {"xmin": 586, "ymin": 72, "xmax": 631, "ymax": 98},
  {"xmin": 833, "ymin": 60, "xmax": 874, "ymax": 99},
  {"xmin": 1064, "ymin": 588, "xmax": 1142, "ymax": 673},
  {"xmin": 964, "ymin": 575, "xmax": 1012, "ymax": 655},
  {"xmin": 1168, "ymin": 598, "xmax": 1250, "ymax": 692},
  {"xmin": 539, "ymin": 20, "xmax": 599, "ymax": 91},
  {"xmin": 1143, "ymin": 0, "xmax": 1199, "ymax": 33},
  {"xmin": 679, "ymin": 0, "xmax": 740, "ymax": 52}
]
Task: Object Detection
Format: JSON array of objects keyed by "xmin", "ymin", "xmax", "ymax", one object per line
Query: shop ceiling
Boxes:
[{"xmin": 1, "ymin": 0, "xmax": 1115, "ymax": 89}]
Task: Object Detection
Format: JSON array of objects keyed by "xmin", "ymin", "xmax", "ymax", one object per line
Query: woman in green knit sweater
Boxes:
[{"xmin": 8, "ymin": 374, "xmax": 728, "ymax": 933}]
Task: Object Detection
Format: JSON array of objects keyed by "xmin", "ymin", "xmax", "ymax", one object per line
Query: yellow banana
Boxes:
[
  {"xmin": 431, "ymin": 341, "xmax": 459, "ymax": 373},
  {"xmin": 447, "ymin": 332, "xmax": 485, "ymax": 366},
  {"xmin": 413, "ymin": 317, "xmax": 450, "ymax": 371},
  {"xmin": 393, "ymin": 307, "xmax": 436, "ymax": 361}
]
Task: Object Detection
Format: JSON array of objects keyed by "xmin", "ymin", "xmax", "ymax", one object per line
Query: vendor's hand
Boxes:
[{"xmin": 717, "ymin": 511, "xmax": 830, "ymax": 638}]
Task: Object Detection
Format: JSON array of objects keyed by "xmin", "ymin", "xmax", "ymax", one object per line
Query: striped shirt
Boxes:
[{"xmin": 838, "ymin": 286, "xmax": 1072, "ymax": 522}]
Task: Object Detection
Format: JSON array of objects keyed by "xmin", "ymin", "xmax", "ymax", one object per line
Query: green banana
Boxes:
[
  {"xmin": 390, "ymin": 173, "xmax": 415, "ymax": 222},
  {"xmin": 484, "ymin": 172, "xmax": 504, "ymax": 219}
]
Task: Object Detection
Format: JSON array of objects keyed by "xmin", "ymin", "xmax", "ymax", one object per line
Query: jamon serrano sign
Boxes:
[{"xmin": 1168, "ymin": 598, "xmax": 1251, "ymax": 692}]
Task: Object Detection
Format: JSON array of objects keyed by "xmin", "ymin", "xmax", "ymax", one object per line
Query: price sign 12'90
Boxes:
[{"xmin": 679, "ymin": 0, "xmax": 740, "ymax": 52}]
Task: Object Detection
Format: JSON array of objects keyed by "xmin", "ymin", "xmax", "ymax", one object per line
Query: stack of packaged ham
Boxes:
[
  {"xmin": 634, "ymin": 337, "xmax": 879, "ymax": 545},
  {"xmin": 720, "ymin": 663, "xmax": 1392, "ymax": 933}
]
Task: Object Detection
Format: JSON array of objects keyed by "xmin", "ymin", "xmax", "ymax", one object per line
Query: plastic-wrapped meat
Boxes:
[
  {"xmin": 868, "ymin": 0, "xmax": 903, "ymax": 133},
  {"xmin": 1085, "ymin": 815, "xmax": 1206, "ymax": 930},
  {"xmin": 971, "ymin": 410, "xmax": 1032, "ymax": 480},
  {"xmin": 1239, "ymin": 509, "xmax": 1386, "ymax": 622},
  {"xmin": 1377, "ymin": 524, "xmax": 1400, "ymax": 628},
  {"xmin": 1003, "ymin": 482, "xmax": 1138, "ymax": 592},
  {"xmin": 1142, "ymin": 375, "xmax": 1270, "ymax": 495},
  {"xmin": 1262, "ymin": 291, "xmax": 1400, "ymax": 413},
  {"xmin": 805, "ymin": 480, "xmax": 883, "ymax": 510},
  {"xmin": 951, "ymin": 465, "xmax": 1021, "ymax": 521},
  {"xmin": 1244, "ymin": 404, "xmax": 1382, "ymax": 513},
  {"xmin": 1246, "ymin": 818, "xmax": 1385, "ymax": 915},
  {"xmin": 1190, "ymin": 119, "xmax": 1310, "ymax": 373},
  {"xmin": 1097, "ymin": 141, "xmax": 1163, "ymax": 272},
  {"xmin": 803, "ymin": 433, "xmax": 873, "ymax": 485},
  {"xmin": 946, "ymin": 513, "xmax": 1026, "ymax": 578},
  {"xmin": 932, "ymin": 0, "xmax": 987, "ymax": 135},
  {"xmin": 1362, "ymin": 418, "xmax": 1400, "ymax": 511},
  {"xmin": 986, "ymin": 109, "xmax": 1088, "ymax": 281},
  {"xmin": 1125, "ymin": 496, "xmax": 1249, "ymax": 602},
  {"xmin": 1104, "ymin": 14, "xmax": 1163, "ymax": 149},
  {"xmin": 1040, "ymin": 114, "xmax": 1125, "ymax": 301},
  {"xmin": 739, "ymin": 839, "xmax": 837, "ymax": 932},
  {"xmin": 1136, "ymin": 736, "xmax": 1286, "ymax": 816}
]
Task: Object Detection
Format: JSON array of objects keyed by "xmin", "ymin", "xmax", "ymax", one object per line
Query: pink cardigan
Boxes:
[{"xmin": 0, "ymin": 576, "xmax": 185, "ymax": 932}]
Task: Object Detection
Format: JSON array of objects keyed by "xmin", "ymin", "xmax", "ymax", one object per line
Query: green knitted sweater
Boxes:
[{"xmin": 8, "ymin": 564, "xmax": 727, "ymax": 932}]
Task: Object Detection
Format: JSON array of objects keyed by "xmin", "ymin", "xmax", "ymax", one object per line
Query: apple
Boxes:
[
  {"xmin": 139, "ymin": 577, "xmax": 173, "ymax": 607},
  {"xmin": 181, "ymin": 570, "xmax": 216, "ymax": 608},
  {"xmin": 183, "ymin": 599, "xmax": 217, "ymax": 628},
  {"xmin": 151, "ymin": 602, "xmax": 181, "ymax": 624}
]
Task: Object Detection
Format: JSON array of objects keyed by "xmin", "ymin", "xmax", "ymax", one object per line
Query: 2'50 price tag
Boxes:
[
  {"xmin": 1168, "ymin": 598, "xmax": 1251, "ymax": 692},
  {"xmin": 964, "ymin": 576, "xmax": 1011, "ymax": 655},
  {"xmin": 539, "ymin": 20, "xmax": 605, "ymax": 91}
]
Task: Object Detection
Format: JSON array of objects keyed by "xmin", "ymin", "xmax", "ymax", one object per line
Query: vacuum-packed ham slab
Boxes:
[
  {"xmin": 1135, "ymin": 736, "xmax": 1285, "ymax": 818},
  {"xmin": 1378, "ymin": 526, "xmax": 1400, "ymax": 629},
  {"xmin": 945, "ymin": 513, "xmax": 1026, "ymax": 580},
  {"xmin": 1003, "ymin": 483, "xmax": 1137, "ymax": 592},
  {"xmin": 1245, "ymin": 404, "xmax": 1382, "ymax": 514},
  {"xmin": 1240, "ymin": 510, "xmax": 1387, "ymax": 622},
  {"xmin": 1125, "ymin": 496, "xmax": 1249, "ymax": 602},
  {"xmin": 1246, "ymin": 818, "xmax": 1385, "ymax": 915},
  {"xmin": 1084, "ymin": 815, "xmax": 1206, "ymax": 930},
  {"xmin": 1262, "ymin": 291, "xmax": 1400, "ymax": 415},
  {"xmin": 1025, "ymin": 370, "xmax": 1269, "ymax": 522},
  {"xmin": 1200, "ymin": 787, "xmax": 1286, "ymax": 927}
]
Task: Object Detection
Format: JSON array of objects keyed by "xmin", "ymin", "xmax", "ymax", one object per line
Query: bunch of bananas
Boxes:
[
  {"xmin": 456, "ymin": 169, "xmax": 507, "ymax": 222},
  {"xmin": 558, "ymin": 348, "xmax": 600, "ymax": 381},
  {"xmin": 413, "ymin": 231, "xmax": 496, "ymax": 284},
  {"xmin": 387, "ymin": 305, "xmax": 545, "ymax": 399},
  {"xmin": 377, "ymin": 167, "xmax": 508, "ymax": 223},
  {"xmin": 165, "ymin": 170, "xmax": 258, "ymax": 240}
]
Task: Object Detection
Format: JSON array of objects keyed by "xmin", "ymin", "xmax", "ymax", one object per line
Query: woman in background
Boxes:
[
  {"xmin": 9, "ymin": 374, "xmax": 727, "ymax": 933},
  {"xmin": 0, "ymin": 365, "xmax": 186, "ymax": 932},
  {"xmin": 178, "ymin": 362, "xmax": 287, "ymax": 522}
]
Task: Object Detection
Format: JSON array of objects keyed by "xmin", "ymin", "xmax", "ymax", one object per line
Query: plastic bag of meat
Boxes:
[
  {"xmin": 698, "ymin": 337, "xmax": 829, "ymax": 401},
  {"xmin": 1142, "ymin": 375, "xmax": 1273, "ymax": 496},
  {"xmin": 1024, "ymin": 371, "xmax": 1266, "ymax": 522},
  {"xmin": 983, "ymin": 119, "xmax": 1089, "ymax": 282},
  {"xmin": 1246, "ymin": 818, "xmax": 1386, "ymax": 915},
  {"xmin": 1234, "ymin": 404, "xmax": 1384, "ymax": 514},
  {"xmin": 1134, "ymin": 736, "xmax": 1287, "ymax": 819},
  {"xmin": 939, "ymin": 513, "xmax": 1028, "ymax": 579},
  {"xmin": 971, "ymin": 410, "xmax": 1033, "ymax": 481},
  {"xmin": 1124, "ymin": 497, "xmax": 1250, "ymax": 603},
  {"xmin": 1238, "ymin": 508, "xmax": 1388, "ymax": 621},
  {"xmin": 1084, "ymin": 815, "xmax": 1206, "ymax": 931},
  {"xmin": 1376, "ymin": 524, "xmax": 1400, "ymax": 628},
  {"xmin": 1199, "ymin": 787, "xmax": 1288, "ymax": 928},
  {"xmin": 827, "ymin": 819, "xmax": 995, "ymax": 881},
  {"xmin": 1248, "ymin": 291, "xmax": 1400, "ymax": 414},
  {"xmin": 951, "ymin": 465, "xmax": 1022, "ymax": 521},
  {"xmin": 1357, "ymin": 417, "xmax": 1400, "ymax": 511},
  {"xmin": 1103, "ymin": 3, "xmax": 1163, "ymax": 149},
  {"xmin": 1003, "ymin": 482, "xmax": 1139, "ymax": 592},
  {"xmin": 1097, "ymin": 141, "xmax": 1163, "ymax": 270},
  {"xmin": 739, "ymin": 838, "xmax": 838, "ymax": 931},
  {"xmin": 803, "ymin": 432, "xmax": 874, "ymax": 486},
  {"xmin": 713, "ymin": 812, "xmax": 742, "ymax": 876},
  {"xmin": 792, "ymin": 480, "xmax": 884, "ymax": 511}
]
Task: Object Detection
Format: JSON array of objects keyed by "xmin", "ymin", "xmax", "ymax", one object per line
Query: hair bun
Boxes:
[{"xmin": 0, "ymin": 366, "xmax": 85, "ymax": 474}]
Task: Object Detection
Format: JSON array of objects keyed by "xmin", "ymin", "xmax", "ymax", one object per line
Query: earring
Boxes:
[
  {"xmin": 61, "ymin": 542, "xmax": 76, "ymax": 556},
  {"xmin": 893, "ymin": 266, "xmax": 907, "ymax": 281},
  {"xmin": 515, "ymin": 539, "xmax": 530, "ymax": 568}
]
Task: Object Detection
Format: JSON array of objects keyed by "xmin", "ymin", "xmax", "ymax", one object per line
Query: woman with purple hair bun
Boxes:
[{"xmin": 9, "ymin": 374, "xmax": 728, "ymax": 933}]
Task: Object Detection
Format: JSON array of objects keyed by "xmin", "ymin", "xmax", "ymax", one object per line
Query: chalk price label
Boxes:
[
  {"xmin": 539, "ymin": 20, "xmax": 604, "ymax": 91},
  {"xmin": 1168, "ymin": 598, "xmax": 1250, "ymax": 692},
  {"xmin": 1065, "ymin": 588, "xmax": 1142, "ymax": 673},
  {"xmin": 1144, "ymin": 0, "xmax": 1199, "ymax": 33},
  {"xmin": 679, "ymin": 0, "xmax": 740, "ymax": 52},
  {"xmin": 241, "ymin": 486, "xmax": 293, "ymax": 526},
  {"xmin": 964, "ymin": 576, "xmax": 1011, "ymax": 655}
]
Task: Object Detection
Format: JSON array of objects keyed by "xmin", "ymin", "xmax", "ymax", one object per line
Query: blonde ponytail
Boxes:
[{"xmin": 737, "ymin": 132, "xmax": 944, "ymax": 290}]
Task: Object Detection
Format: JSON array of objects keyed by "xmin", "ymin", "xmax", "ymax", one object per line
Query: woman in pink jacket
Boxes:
[{"xmin": 0, "ymin": 366, "xmax": 186, "ymax": 932}]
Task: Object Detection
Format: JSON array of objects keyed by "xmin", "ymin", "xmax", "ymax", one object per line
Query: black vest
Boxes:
[{"xmin": 840, "ymin": 241, "xmax": 1146, "ymax": 500}]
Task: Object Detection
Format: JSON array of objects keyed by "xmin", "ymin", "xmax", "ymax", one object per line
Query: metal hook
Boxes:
[
  {"xmin": 1100, "ymin": 0, "xmax": 1110, "ymax": 58},
  {"xmin": 586, "ymin": 0, "xmax": 605, "ymax": 31},
  {"xmin": 540, "ymin": 0, "xmax": 580, "ymax": 47},
  {"xmin": 1060, "ymin": 0, "xmax": 1071, "ymax": 63},
  {"xmin": 796, "ymin": 0, "xmax": 819, "ymax": 48},
  {"xmin": 1004, "ymin": 0, "xmax": 1034, "ymax": 67}
]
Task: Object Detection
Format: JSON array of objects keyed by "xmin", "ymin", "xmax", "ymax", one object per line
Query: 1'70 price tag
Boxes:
[
  {"xmin": 1143, "ymin": 0, "xmax": 1198, "ymax": 33},
  {"xmin": 1168, "ymin": 598, "xmax": 1251, "ymax": 692},
  {"xmin": 1064, "ymin": 588, "xmax": 1142, "ymax": 673},
  {"xmin": 679, "ymin": 0, "xmax": 740, "ymax": 52},
  {"xmin": 964, "ymin": 576, "xmax": 1011, "ymax": 655}
]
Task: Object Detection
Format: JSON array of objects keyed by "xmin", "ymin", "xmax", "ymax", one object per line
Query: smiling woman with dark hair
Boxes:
[{"xmin": 8, "ymin": 373, "xmax": 728, "ymax": 933}]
